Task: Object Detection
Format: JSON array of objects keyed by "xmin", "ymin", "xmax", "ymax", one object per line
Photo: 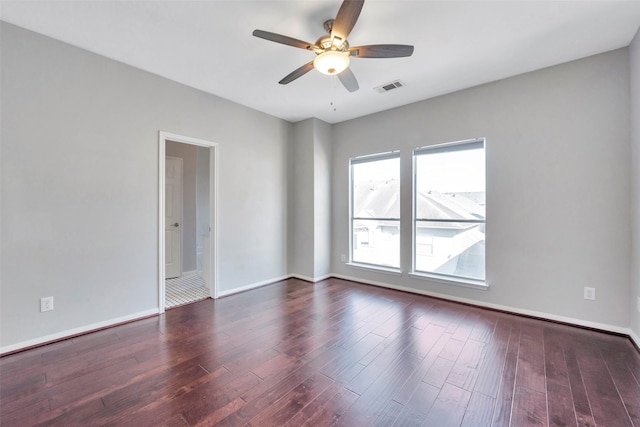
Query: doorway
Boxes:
[{"xmin": 158, "ymin": 132, "xmax": 218, "ymax": 313}]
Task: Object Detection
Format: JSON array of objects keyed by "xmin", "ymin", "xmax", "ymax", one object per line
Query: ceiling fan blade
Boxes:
[
  {"xmin": 279, "ymin": 61, "xmax": 315, "ymax": 85},
  {"xmin": 350, "ymin": 44, "xmax": 415, "ymax": 58},
  {"xmin": 338, "ymin": 68, "xmax": 359, "ymax": 92},
  {"xmin": 331, "ymin": 0, "xmax": 364, "ymax": 43},
  {"xmin": 253, "ymin": 30, "xmax": 316, "ymax": 51}
]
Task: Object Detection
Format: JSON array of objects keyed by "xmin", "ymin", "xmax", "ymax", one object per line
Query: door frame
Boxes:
[{"xmin": 158, "ymin": 131, "xmax": 219, "ymax": 313}]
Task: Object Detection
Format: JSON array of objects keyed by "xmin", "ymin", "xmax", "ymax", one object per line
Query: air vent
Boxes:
[{"xmin": 374, "ymin": 80, "xmax": 406, "ymax": 93}]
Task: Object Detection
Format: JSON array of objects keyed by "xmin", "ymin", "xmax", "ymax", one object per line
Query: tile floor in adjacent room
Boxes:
[{"xmin": 165, "ymin": 271, "xmax": 210, "ymax": 308}]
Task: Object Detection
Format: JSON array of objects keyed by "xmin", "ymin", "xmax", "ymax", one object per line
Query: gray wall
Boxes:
[
  {"xmin": 289, "ymin": 119, "xmax": 315, "ymax": 278},
  {"xmin": 0, "ymin": 23, "xmax": 289, "ymax": 348},
  {"xmin": 630, "ymin": 29, "xmax": 640, "ymax": 339},
  {"xmin": 331, "ymin": 49, "xmax": 632, "ymax": 329},
  {"xmin": 288, "ymin": 118, "xmax": 332, "ymax": 280},
  {"xmin": 1, "ymin": 20, "xmax": 637, "ymax": 350},
  {"xmin": 166, "ymin": 141, "xmax": 198, "ymax": 272},
  {"xmin": 313, "ymin": 120, "xmax": 332, "ymax": 279}
]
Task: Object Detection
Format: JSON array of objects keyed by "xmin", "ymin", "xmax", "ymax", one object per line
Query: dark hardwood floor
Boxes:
[{"xmin": 1, "ymin": 278, "xmax": 639, "ymax": 426}]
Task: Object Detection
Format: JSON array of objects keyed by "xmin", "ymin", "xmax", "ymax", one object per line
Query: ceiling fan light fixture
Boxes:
[{"xmin": 314, "ymin": 50, "xmax": 350, "ymax": 75}]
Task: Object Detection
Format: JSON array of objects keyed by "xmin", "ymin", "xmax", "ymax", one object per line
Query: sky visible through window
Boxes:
[
  {"xmin": 417, "ymin": 148, "xmax": 485, "ymax": 193},
  {"xmin": 352, "ymin": 157, "xmax": 399, "ymax": 183},
  {"xmin": 353, "ymin": 149, "xmax": 485, "ymax": 194}
]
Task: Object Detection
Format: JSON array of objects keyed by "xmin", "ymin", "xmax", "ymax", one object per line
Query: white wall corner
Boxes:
[{"xmin": 289, "ymin": 273, "xmax": 332, "ymax": 283}]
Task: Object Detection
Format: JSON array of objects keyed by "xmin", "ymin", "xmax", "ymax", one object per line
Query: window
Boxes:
[
  {"xmin": 413, "ymin": 139, "xmax": 485, "ymax": 282},
  {"xmin": 350, "ymin": 152, "xmax": 400, "ymax": 269}
]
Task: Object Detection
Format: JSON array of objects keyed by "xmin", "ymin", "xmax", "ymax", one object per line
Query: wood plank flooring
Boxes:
[{"xmin": 1, "ymin": 278, "xmax": 639, "ymax": 426}]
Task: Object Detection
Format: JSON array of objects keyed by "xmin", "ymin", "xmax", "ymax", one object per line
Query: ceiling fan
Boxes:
[{"xmin": 252, "ymin": 0, "xmax": 414, "ymax": 92}]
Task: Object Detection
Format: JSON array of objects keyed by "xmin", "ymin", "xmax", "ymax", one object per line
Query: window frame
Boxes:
[
  {"xmin": 411, "ymin": 138, "xmax": 487, "ymax": 287},
  {"xmin": 348, "ymin": 151, "xmax": 402, "ymax": 272}
]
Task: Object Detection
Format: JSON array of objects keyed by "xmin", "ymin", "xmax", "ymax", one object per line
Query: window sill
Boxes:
[
  {"xmin": 346, "ymin": 262, "xmax": 403, "ymax": 276},
  {"xmin": 408, "ymin": 271, "xmax": 489, "ymax": 290}
]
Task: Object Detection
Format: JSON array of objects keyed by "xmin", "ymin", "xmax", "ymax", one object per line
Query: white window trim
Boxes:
[{"xmin": 408, "ymin": 271, "xmax": 488, "ymax": 290}]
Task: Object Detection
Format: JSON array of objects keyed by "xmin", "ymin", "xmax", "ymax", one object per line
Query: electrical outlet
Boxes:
[
  {"xmin": 583, "ymin": 287, "xmax": 595, "ymax": 301},
  {"xmin": 341, "ymin": 254, "xmax": 346, "ymax": 262},
  {"xmin": 40, "ymin": 296, "xmax": 54, "ymax": 312}
]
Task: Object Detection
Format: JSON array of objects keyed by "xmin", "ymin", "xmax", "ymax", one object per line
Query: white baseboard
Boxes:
[
  {"xmin": 332, "ymin": 273, "xmax": 632, "ymax": 337},
  {"xmin": 217, "ymin": 274, "xmax": 293, "ymax": 298},
  {"xmin": 217, "ymin": 273, "xmax": 332, "ymax": 298},
  {"xmin": 289, "ymin": 273, "xmax": 332, "ymax": 283},
  {"xmin": 0, "ymin": 308, "xmax": 159, "ymax": 356},
  {"xmin": 4, "ymin": 276, "xmax": 636, "ymax": 355},
  {"xmin": 630, "ymin": 329, "xmax": 640, "ymax": 349}
]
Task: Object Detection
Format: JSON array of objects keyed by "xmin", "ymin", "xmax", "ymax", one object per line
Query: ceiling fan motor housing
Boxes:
[
  {"xmin": 323, "ymin": 19, "xmax": 334, "ymax": 34},
  {"xmin": 314, "ymin": 20, "xmax": 351, "ymax": 75}
]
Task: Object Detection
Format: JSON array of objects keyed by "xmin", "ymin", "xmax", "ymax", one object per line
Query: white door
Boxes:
[{"xmin": 165, "ymin": 156, "xmax": 182, "ymax": 279}]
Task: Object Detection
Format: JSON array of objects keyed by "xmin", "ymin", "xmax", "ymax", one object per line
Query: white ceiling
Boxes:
[{"xmin": 2, "ymin": 0, "xmax": 640, "ymax": 124}]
